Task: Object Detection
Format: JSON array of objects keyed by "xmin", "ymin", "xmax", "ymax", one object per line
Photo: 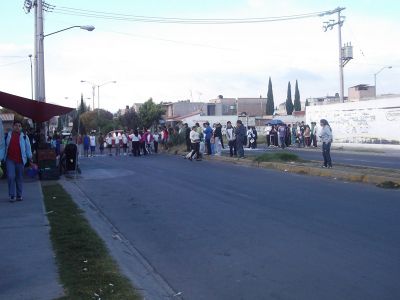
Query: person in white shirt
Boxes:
[
  {"xmin": 225, "ymin": 121, "xmax": 236, "ymax": 157},
  {"xmin": 106, "ymin": 133, "xmax": 113, "ymax": 156},
  {"xmin": 319, "ymin": 119, "xmax": 333, "ymax": 168},
  {"xmin": 122, "ymin": 132, "xmax": 128, "ymax": 155},
  {"xmin": 153, "ymin": 130, "xmax": 160, "ymax": 153},
  {"xmin": 264, "ymin": 124, "xmax": 272, "ymax": 147},
  {"xmin": 114, "ymin": 132, "xmax": 121, "ymax": 156},
  {"xmin": 89, "ymin": 133, "xmax": 96, "ymax": 157},
  {"xmin": 130, "ymin": 130, "xmax": 141, "ymax": 156},
  {"xmin": 188, "ymin": 126, "xmax": 201, "ymax": 161}
]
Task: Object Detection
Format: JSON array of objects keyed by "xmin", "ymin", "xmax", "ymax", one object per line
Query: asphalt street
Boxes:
[
  {"xmin": 75, "ymin": 154, "xmax": 400, "ymax": 300},
  {"xmin": 229, "ymin": 146, "xmax": 400, "ymax": 169}
]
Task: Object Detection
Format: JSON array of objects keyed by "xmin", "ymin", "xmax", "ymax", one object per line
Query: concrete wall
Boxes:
[
  {"xmin": 306, "ymin": 97, "xmax": 400, "ymax": 145},
  {"xmin": 181, "ymin": 114, "xmax": 238, "ymax": 128}
]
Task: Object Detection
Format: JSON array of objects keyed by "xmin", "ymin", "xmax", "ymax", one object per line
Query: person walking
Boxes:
[
  {"xmin": 225, "ymin": 121, "xmax": 236, "ymax": 157},
  {"xmin": 0, "ymin": 120, "xmax": 33, "ymax": 202},
  {"xmin": 188, "ymin": 126, "xmax": 201, "ymax": 161},
  {"xmin": 319, "ymin": 119, "xmax": 333, "ymax": 168},
  {"xmin": 235, "ymin": 120, "xmax": 246, "ymax": 158}
]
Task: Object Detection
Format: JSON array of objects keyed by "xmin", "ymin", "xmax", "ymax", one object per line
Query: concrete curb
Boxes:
[{"xmin": 174, "ymin": 151, "xmax": 400, "ymax": 186}]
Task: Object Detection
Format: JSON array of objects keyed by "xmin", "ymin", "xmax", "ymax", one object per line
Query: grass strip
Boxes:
[
  {"xmin": 42, "ymin": 184, "xmax": 141, "ymax": 300},
  {"xmin": 254, "ymin": 152, "xmax": 301, "ymax": 163}
]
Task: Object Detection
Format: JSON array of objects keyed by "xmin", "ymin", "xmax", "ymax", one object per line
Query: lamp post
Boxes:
[
  {"xmin": 374, "ymin": 66, "xmax": 392, "ymax": 98},
  {"xmin": 80, "ymin": 80, "xmax": 117, "ymax": 113},
  {"xmin": 28, "ymin": 54, "xmax": 33, "ymax": 100},
  {"xmin": 32, "ymin": 0, "xmax": 95, "ymax": 103}
]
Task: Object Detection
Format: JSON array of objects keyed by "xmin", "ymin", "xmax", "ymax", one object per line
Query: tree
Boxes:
[
  {"xmin": 80, "ymin": 109, "xmax": 114, "ymax": 134},
  {"xmin": 266, "ymin": 77, "xmax": 275, "ymax": 115},
  {"xmin": 118, "ymin": 108, "xmax": 141, "ymax": 130},
  {"xmin": 285, "ymin": 81, "xmax": 294, "ymax": 115},
  {"xmin": 72, "ymin": 94, "xmax": 90, "ymax": 134},
  {"xmin": 138, "ymin": 98, "xmax": 165, "ymax": 129},
  {"xmin": 294, "ymin": 80, "xmax": 301, "ymax": 111}
]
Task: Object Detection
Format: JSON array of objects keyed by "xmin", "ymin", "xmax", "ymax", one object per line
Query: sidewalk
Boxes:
[{"xmin": 0, "ymin": 179, "xmax": 63, "ymax": 300}]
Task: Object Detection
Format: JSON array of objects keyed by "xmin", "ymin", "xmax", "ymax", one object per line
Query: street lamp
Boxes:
[
  {"xmin": 44, "ymin": 25, "xmax": 95, "ymax": 37},
  {"xmin": 374, "ymin": 66, "xmax": 392, "ymax": 98},
  {"xmin": 28, "ymin": 54, "xmax": 33, "ymax": 100},
  {"xmin": 80, "ymin": 80, "xmax": 117, "ymax": 112}
]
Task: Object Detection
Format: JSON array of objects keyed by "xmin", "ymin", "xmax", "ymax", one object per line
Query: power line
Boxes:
[{"xmin": 49, "ymin": 5, "xmax": 334, "ymax": 24}]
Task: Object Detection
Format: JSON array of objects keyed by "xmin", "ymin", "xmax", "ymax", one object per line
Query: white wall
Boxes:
[
  {"xmin": 306, "ymin": 97, "xmax": 400, "ymax": 145},
  {"xmin": 181, "ymin": 114, "xmax": 239, "ymax": 127}
]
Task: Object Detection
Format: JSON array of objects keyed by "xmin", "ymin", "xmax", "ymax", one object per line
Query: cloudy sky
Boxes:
[{"xmin": 1, "ymin": 0, "xmax": 399, "ymax": 112}]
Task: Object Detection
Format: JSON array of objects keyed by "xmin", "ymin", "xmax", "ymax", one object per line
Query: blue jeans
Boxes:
[
  {"xmin": 6, "ymin": 159, "xmax": 24, "ymax": 198},
  {"xmin": 322, "ymin": 142, "xmax": 332, "ymax": 167}
]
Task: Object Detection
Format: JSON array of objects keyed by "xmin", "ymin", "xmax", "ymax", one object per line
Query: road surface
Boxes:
[{"xmin": 74, "ymin": 154, "xmax": 400, "ymax": 300}]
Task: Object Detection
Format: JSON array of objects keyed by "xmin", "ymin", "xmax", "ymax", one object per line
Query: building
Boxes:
[
  {"xmin": 348, "ymin": 84, "xmax": 375, "ymax": 101},
  {"xmin": 206, "ymin": 95, "xmax": 267, "ymax": 117}
]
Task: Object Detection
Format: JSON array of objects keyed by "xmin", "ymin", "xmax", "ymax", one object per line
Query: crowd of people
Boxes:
[{"xmin": 264, "ymin": 121, "xmax": 319, "ymax": 149}]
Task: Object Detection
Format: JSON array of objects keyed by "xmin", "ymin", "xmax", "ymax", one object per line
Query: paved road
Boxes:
[
  {"xmin": 227, "ymin": 146, "xmax": 400, "ymax": 169},
  {"xmin": 75, "ymin": 154, "xmax": 400, "ymax": 300}
]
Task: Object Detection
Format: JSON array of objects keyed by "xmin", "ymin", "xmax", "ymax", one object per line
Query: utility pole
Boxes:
[
  {"xmin": 337, "ymin": 9, "xmax": 344, "ymax": 103},
  {"xmin": 323, "ymin": 7, "xmax": 352, "ymax": 103},
  {"xmin": 34, "ymin": 0, "xmax": 46, "ymax": 102}
]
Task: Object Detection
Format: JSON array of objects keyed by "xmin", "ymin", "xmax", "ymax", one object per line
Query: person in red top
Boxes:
[{"xmin": 1, "ymin": 120, "xmax": 33, "ymax": 202}]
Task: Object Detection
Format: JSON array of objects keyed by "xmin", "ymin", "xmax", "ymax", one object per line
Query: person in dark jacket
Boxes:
[
  {"xmin": 235, "ymin": 120, "xmax": 246, "ymax": 158},
  {"xmin": 184, "ymin": 123, "xmax": 191, "ymax": 152}
]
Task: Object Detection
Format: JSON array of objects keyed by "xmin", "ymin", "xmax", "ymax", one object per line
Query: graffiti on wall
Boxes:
[{"xmin": 306, "ymin": 99, "xmax": 400, "ymax": 145}]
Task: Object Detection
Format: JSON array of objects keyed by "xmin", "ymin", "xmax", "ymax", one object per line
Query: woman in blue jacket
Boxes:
[{"xmin": 0, "ymin": 120, "xmax": 33, "ymax": 202}]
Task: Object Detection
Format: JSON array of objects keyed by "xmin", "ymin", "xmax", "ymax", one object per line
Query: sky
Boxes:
[{"xmin": 1, "ymin": 0, "xmax": 399, "ymax": 113}]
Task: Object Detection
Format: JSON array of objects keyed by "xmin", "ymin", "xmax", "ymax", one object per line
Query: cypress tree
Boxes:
[
  {"xmin": 294, "ymin": 80, "xmax": 301, "ymax": 111},
  {"xmin": 285, "ymin": 81, "xmax": 294, "ymax": 115},
  {"xmin": 266, "ymin": 77, "xmax": 275, "ymax": 115}
]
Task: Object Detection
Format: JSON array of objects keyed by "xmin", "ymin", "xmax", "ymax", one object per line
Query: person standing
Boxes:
[
  {"xmin": 213, "ymin": 123, "xmax": 223, "ymax": 156},
  {"xmin": 153, "ymin": 130, "xmax": 160, "ymax": 154},
  {"xmin": 188, "ymin": 126, "xmax": 201, "ymax": 161},
  {"xmin": 184, "ymin": 123, "xmax": 191, "ymax": 152},
  {"xmin": 203, "ymin": 122, "xmax": 213, "ymax": 155},
  {"xmin": 98, "ymin": 133, "xmax": 105, "ymax": 155},
  {"xmin": 278, "ymin": 125, "xmax": 286, "ymax": 149},
  {"xmin": 264, "ymin": 123, "xmax": 271, "ymax": 147},
  {"xmin": 225, "ymin": 121, "xmax": 236, "ymax": 157},
  {"xmin": 319, "ymin": 119, "xmax": 333, "ymax": 168},
  {"xmin": 304, "ymin": 125, "xmax": 311, "ymax": 147},
  {"xmin": 0, "ymin": 120, "xmax": 33, "ymax": 202},
  {"xmin": 83, "ymin": 133, "xmax": 90, "ymax": 157},
  {"xmin": 89, "ymin": 132, "xmax": 96, "ymax": 156},
  {"xmin": 106, "ymin": 133, "xmax": 113, "ymax": 156},
  {"xmin": 311, "ymin": 122, "xmax": 318, "ymax": 147},
  {"xmin": 122, "ymin": 131, "xmax": 128, "ymax": 155},
  {"xmin": 131, "ymin": 130, "xmax": 141, "ymax": 156},
  {"xmin": 235, "ymin": 120, "xmax": 246, "ymax": 158}
]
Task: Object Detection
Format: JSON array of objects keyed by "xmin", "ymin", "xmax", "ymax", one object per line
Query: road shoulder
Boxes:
[{"xmin": 59, "ymin": 178, "xmax": 181, "ymax": 300}]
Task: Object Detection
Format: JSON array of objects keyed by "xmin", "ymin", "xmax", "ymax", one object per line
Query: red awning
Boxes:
[{"xmin": 0, "ymin": 91, "xmax": 74, "ymax": 122}]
